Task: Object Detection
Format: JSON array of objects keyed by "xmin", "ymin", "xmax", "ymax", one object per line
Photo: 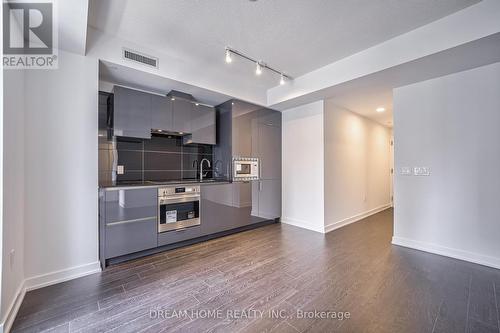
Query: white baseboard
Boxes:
[
  {"xmin": 24, "ymin": 261, "xmax": 102, "ymax": 291},
  {"xmin": 324, "ymin": 204, "xmax": 392, "ymax": 233},
  {"xmin": 0, "ymin": 261, "xmax": 101, "ymax": 333},
  {"xmin": 392, "ymin": 236, "xmax": 500, "ymax": 270},
  {"xmin": 281, "ymin": 217, "xmax": 325, "ymax": 233},
  {"xmin": 0, "ymin": 281, "xmax": 26, "ymax": 333}
]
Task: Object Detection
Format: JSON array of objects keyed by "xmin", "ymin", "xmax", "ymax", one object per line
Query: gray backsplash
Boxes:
[{"xmin": 99, "ymin": 135, "xmax": 213, "ymax": 184}]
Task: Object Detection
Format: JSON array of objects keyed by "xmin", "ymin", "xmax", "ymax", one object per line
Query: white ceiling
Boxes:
[
  {"xmin": 88, "ymin": 0, "xmax": 479, "ymax": 91},
  {"xmin": 99, "ymin": 61, "xmax": 232, "ymax": 106}
]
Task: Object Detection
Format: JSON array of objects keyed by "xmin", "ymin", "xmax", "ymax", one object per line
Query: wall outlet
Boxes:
[
  {"xmin": 414, "ymin": 167, "xmax": 431, "ymax": 176},
  {"xmin": 117, "ymin": 165, "xmax": 124, "ymax": 175},
  {"xmin": 401, "ymin": 167, "xmax": 412, "ymax": 175}
]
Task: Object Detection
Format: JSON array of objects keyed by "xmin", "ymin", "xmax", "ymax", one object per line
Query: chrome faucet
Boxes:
[{"xmin": 200, "ymin": 158, "xmax": 211, "ymax": 181}]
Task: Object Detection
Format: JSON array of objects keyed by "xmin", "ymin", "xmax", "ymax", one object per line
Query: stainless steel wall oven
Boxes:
[{"xmin": 158, "ymin": 185, "xmax": 200, "ymax": 232}]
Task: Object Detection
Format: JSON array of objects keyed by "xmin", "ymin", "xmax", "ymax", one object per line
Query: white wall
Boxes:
[
  {"xmin": 281, "ymin": 101, "xmax": 325, "ymax": 232},
  {"xmin": 393, "ymin": 62, "xmax": 500, "ymax": 269},
  {"xmin": 23, "ymin": 50, "xmax": 100, "ymax": 288},
  {"xmin": 1, "ymin": 69, "xmax": 25, "ymax": 327},
  {"xmin": 324, "ymin": 102, "xmax": 392, "ymax": 232}
]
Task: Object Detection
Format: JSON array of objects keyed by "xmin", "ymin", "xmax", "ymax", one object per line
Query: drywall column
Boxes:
[
  {"xmin": 281, "ymin": 101, "xmax": 325, "ymax": 232},
  {"xmin": 323, "ymin": 102, "xmax": 392, "ymax": 232},
  {"xmin": 1, "ymin": 69, "xmax": 26, "ymax": 330},
  {"xmin": 23, "ymin": 50, "xmax": 100, "ymax": 289},
  {"xmin": 392, "ymin": 62, "xmax": 500, "ymax": 268}
]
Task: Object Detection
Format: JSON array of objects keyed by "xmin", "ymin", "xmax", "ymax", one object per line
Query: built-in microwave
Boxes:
[{"xmin": 232, "ymin": 157, "xmax": 260, "ymax": 181}]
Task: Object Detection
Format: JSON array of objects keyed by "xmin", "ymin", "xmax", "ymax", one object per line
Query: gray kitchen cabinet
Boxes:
[
  {"xmin": 106, "ymin": 218, "xmax": 157, "ymax": 258},
  {"xmin": 199, "ymin": 183, "xmax": 237, "ymax": 234},
  {"xmin": 151, "ymin": 94, "xmax": 172, "ymax": 131},
  {"xmin": 257, "ymin": 122, "xmax": 282, "ymax": 180},
  {"xmin": 113, "ymin": 86, "xmax": 152, "ymax": 139},
  {"xmin": 102, "ymin": 188, "xmax": 158, "ymax": 260},
  {"xmin": 232, "ymin": 111, "xmax": 253, "ymax": 157},
  {"xmin": 259, "ymin": 109, "xmax": 282, "ymax": 128},
  {"xmin": 215, "ymin": 100, "xmax": 282, "ymax": 222},
  {"xmin": 184, "ymin": 104, "xmax": 216, "ymax": 144},
  {"xmin": 104, "ymin": 188, "xmax": 157, "ymax": 224},
  {"xmin": 172, "ymin": 98, "xmax": 193, "ymax": 134},
  {"xmin": 257, "ymin": 179, "xmax": 281, "ymax": 220}
]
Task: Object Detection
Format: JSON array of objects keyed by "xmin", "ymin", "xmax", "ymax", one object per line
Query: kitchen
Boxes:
[{"xmin": 97, "ymin": 63, "xmax": 282, "ymax": 267}]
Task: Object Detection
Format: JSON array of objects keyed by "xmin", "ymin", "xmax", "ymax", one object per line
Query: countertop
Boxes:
[{"xmin": 99, "ymin": 178, "xmax": 231, "ymax": 191}]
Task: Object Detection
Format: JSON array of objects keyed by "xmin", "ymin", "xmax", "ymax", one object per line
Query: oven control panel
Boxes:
[{"xmin": 158, "ymin": 186, "xmax": 200, "ymax": 197}]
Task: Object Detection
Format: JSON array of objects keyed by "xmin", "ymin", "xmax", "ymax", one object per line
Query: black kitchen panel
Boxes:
[
  {"xmin": 116, "ymin": 171, "xmax": 143, "ymax": 182},
  {"xmin": 144, "ymin": 170, "xmax": 182, "ymax": 182},
  {"xmin": 183, "ymin": 143, "xmax": 213, "ymax": 155},
  {"xmin": 116, "ymin": 137, "xmax": 143, "ymax": 151},
  {"xmin": 144, "ymin": 152, "xmax": 181, "ymax": 171},
  {"xmin": 144, "ymin": 135, "xmax": 182, "ymax": 153},
  {"xmin": 117, "ymin": 150, "xmax": 143, "ymax": 171}
]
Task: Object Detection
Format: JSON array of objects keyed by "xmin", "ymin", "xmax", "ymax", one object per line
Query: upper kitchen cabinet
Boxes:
[
  {"xmin": 113, "ymin": 86, "xmax": 152, "ymax": 139},
  {"xmin": 259, "ymin": 108, "xmax": 282, "ymax": 128},
  {"xmin": 151, "ymin": 94, "xmax": 173, "ymax": 131},
  {"xmin": 257, "ymin": 118, "xmax": 282, "ymax": 180},
  {"xmin": 172, "ymin": 98, "xmax": 193, "ymax": 134},
  {"xmin": 232, "ymin": 111, "xmax": 254, "ymax": 157},
  {"xmin": 184, "ymin": 104, "xmax": 216, "ymax": 145}
]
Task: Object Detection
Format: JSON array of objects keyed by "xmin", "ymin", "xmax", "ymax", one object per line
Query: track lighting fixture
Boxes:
[{"xmin": 224, "ymin": 47, "xmax": 292, "ymax": 85}]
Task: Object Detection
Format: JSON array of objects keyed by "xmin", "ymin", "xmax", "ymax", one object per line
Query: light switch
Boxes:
[
  {"xmin": 401, "ymin": 167, "xmax": 412, "ymax": 175},
  {"xmin": 414, "ymin": 167, "xmax": 430, "ymax": 176},
  {"xmin": 117, "ymin": 165, "xmax": 124, "ymax": 175}
]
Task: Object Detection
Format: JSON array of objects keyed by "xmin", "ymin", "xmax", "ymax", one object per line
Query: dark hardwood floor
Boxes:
[{"xmin": 12, "ymin": 208, "xmax": 500, "ymax": 333}]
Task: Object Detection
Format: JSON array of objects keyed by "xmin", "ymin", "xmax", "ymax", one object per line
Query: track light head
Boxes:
[
  {"xmin": 255, "ymin": 62, "xmax": 262, "ymax": 75},
  {"xmin": 225, "ymin": 49, "xmax": 232, "ymax": 63},
  {"xmin": 280, "ymin": 74, "xmax": 285, "ymax": 85}
]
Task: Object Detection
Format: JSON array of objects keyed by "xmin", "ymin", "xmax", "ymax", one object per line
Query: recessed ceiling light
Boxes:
[
  {"xmin": 171, "ymin": 97, "xmax": 175, "ymax": 101},
  {"xmin": 195, "ymin": 103, "xmax": 199, "ymax": 106},
  {"xmin": 376, "ymin": 107, "xmax": 385, "ymax": 113}
]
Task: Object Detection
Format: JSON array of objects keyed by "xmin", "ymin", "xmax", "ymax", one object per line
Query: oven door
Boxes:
[{"xmin": 158, "ymin": 195, "xmax": 200, "ymax": 232}]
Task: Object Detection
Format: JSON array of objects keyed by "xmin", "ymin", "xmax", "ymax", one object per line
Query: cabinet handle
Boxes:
[
  {"xmin": 107, "ymin": 216, "xmax": 156, "ymax": 226},
  {"xmin": 259, "ymin": 181, "xmax": 262, "ymax": 192}
]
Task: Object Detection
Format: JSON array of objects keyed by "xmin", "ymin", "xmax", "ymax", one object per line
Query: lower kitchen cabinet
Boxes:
[
  {"xmin": 99, "ymin": 182, "xmax": 279, "ymax": 267},
  {"xmin": 254, "ymin": 179, "xmax": 281, "ymax": 220},
  {"xmin": 106, "ymin": 217, "xmax": 157, "ymax": 258},
  {"xmin": 200, "ymin": 183, "xmax": 238, "ymax": 234},
  {"xmin": 100, "ymin": 188, "xmax": 158, "ymax": 264},
  {"xmin": 157, "ymin": 225, "xmax": 203, "ymax": 247}
]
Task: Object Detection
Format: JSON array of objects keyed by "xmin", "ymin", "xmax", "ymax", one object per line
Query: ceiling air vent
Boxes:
[{"xmin": 122, "ymin": 48, "xmax": 159, "ymax": 69}]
